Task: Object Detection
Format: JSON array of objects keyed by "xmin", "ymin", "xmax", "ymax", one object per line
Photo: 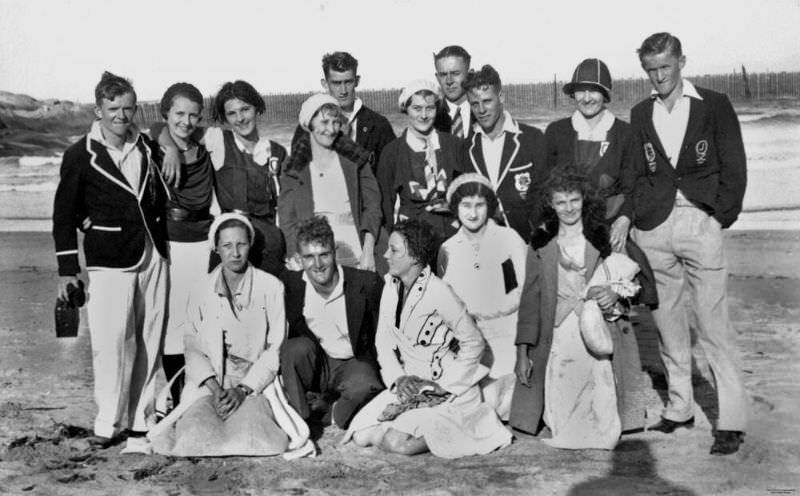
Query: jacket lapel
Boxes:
[
  {"xmin": 286, "ymin": 166, "xmax": 315, "ymax": 220},
  {"xmin": 676, "ymin": 97, "xmax": 706, "ymax": 172},
  {"xmin": 340, "ymin": 156, "xmax": 360, "ymax": 224},
  {"xmin": 495, "ymin": 132, "xmax": 521, "ymax": 187},
  {"xmin": 87, "ymin": 139, "xmax": 137, "ymax": 196},
  {"xmin": 584, "ymin": 241, "xmax": 601, "ymax": 283},
  {"xmin": 642, "ymin": 100, "xmax": 670, "ymax": 163},
  {"xmin": 468, "ymin": 135, "xmax": 489, "ymax": 177}
]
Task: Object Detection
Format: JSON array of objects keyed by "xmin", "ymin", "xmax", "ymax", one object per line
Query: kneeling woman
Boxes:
[
  {"xmin": 149, "ymin": 213, "xmax": 308, "ymax": 457},
  {"xmin": 343, "ymin": 219, "xmax": 511, "ymax": 458},
  {"xmin": 509, "ymin": 167, "xmax": 645, "ymax": 450}
]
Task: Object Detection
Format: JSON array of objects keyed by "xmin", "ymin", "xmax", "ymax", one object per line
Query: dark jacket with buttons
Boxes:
[
  {"xmin": 628, "ymin": 87, "xmax": 747, "ymax": 230},
  {"xmin": 53, "ymin": 133, "xmax": 170, "ymax": 275}
]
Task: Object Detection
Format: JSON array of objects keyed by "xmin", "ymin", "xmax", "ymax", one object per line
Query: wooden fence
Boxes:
[{"xmin": 134, "ymin": 71, "xmax": 800, "ymax": 126}]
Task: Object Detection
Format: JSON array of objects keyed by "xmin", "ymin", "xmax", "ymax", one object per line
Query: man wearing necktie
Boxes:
[{"xmin": 433, "ymin": 45, "xmax": 475, "ymax": 140}]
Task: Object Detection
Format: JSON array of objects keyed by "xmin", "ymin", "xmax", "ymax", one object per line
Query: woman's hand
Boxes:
[
  {"xmin": 515, "ymin": 345, "xmax": 534, "ymax": 387},
  {"xmin": 586, "ymin": 285, "xmax": 619, "ymax": 312},
  {"xmin": 285, "ymin": 253, "xmax": 303, "ymax": 272},
  {"xmin": 394, "ymin": 375, "xmax": 424, "ymax": 401},
  {"xmin": 160, "ymin": 146, "xmax": 182, "ymax": 187},
  {"xmin": 215, "ymin": 387, "xmax": 246, "ymax": 419},
  {"xmin": 610, "ymin": 216, "xmax": 631, "ymax": 253}
]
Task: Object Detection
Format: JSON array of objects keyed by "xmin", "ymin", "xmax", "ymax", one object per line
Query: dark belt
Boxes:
[
  {"xmin": 223, "ymin": 209, "xmax": 274, "ymax": 223},
  {"xmin": 166, "ymin": 207, "xmax": 211, "ymax": 223}
]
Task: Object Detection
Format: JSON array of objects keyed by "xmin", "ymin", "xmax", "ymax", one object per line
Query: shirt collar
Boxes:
[
  {"xmin": 446, "ymin": 98, "xmax": 469, "ymax": 118},
  {"xmin": 231, "ymin": 132, "xmax": 273, "ymax": 166},
  {"xmin": 301, "ymin": 263, "xmax": 345, "ymax": 300},
  {"xmin": 473, "ymin": 110, "xmax": 519, "ymax": 137},
  {"xmin": 404, "ymin": 128, "xmax": 441, "ymax": 153},
  {"xmin": 213, "ymin": 263, "xmax": 254, "ymax": 307},
  {"xmin": 345, "ymin": 97, "xmax": 364, "ymax": 125},
  {"xmin": 88, "ymin": 120, "xmax": 140, "ymax": 151},
  {"xmin": 650, "ymin": 78, "xmax": 704, "ymax": 101},
  {"xmin": 571, "ymin": 108, "xmax": 616, "ymax": 141}
]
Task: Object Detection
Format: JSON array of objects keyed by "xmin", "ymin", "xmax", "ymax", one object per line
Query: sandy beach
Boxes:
[{"xmin": 1, "ymin": 229, "xmax": 798, "ymax": 495}]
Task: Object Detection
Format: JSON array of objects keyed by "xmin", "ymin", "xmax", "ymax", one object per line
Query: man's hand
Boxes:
[
  {"xmin": 57, "ymin": 275, "xmax": 79, "ymax": 302},
  {"xmin": 586, "ymin": 285, "xmax": 619, "ymax": 312},
  {"xmin": 515, "ymin": 345, "xmax": 533, "ymax": 387},
  {"xmin": 358, "ymin": 250, "xmax": 376, "ymax": 272},
  {"xmin": 160, "ymin": 147, "xmax": 182, "ymax": 187},
  {"xmin": 610, "ymin": 216, "xmax": 631, "ymax": 253}
]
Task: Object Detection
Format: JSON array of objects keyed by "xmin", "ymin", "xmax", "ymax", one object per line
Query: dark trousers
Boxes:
[{"xmin": 280, "ymin": 336, "xmax": 384, "ymax": 428}]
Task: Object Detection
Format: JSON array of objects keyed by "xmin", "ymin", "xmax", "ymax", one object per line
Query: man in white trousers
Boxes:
[{"xmin": 53, "ymin": 71, "xmax": 171, "ymax": 454}]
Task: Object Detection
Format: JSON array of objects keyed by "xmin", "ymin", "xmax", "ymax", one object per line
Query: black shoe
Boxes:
[
  {"xmin": 710, "ymin": 430, "xmax": 744, "ymax": 455},
  {"xmin": 647, "ymin": 416, "xmax": 695, "ymax": 433}
]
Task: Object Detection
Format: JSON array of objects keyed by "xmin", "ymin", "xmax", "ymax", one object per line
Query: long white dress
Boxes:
[
  {"xmin": 344, "ymin": 267, "xmax": 512, "ymax": 459},
  {"xmin": 541, "ymin": 237, "xmax": 621, "ymax": 450}
]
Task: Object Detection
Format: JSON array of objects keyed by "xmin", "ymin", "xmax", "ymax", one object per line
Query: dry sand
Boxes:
[{"xmin": 1, "ymin": 230, "xmax": 799, "ymax": 495}]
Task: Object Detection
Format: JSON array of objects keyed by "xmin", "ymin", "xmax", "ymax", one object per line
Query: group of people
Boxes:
[{"xmin": 52, "ymin": 31, "xmax": 749, "ymax": 459}]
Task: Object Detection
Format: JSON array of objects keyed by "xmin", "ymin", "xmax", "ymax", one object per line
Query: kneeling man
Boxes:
[{"xmin": 280, "ymin": 216, "xmax": 385, "ymax": 428}]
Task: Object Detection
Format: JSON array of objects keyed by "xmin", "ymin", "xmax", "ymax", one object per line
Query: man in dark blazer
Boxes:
[
  {"xmin": 52, "ymin": 72, "xmax": 170, "ymax": 453},
  {"xmin": 629, "ymin": 32, "xmax": 748, "ymax": 455},
  {"xmin": 462, "ymin": 64, "xmax": 548, "ymax": 243},
  {"xmin": 291, "ymin": 51, "xmax": 395, "ymax": 172},
  {"xmin": 280, "ymin": 216, "xmax": 384, "ymax": 429},
  {"xmin": 433, "ymin": 45, "xmax": 476, "ymax": 139}
]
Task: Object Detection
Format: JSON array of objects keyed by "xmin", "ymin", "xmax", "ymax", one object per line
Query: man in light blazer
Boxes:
[
  {"xmin": 463, "ymin": 64, "xmax": 548, "ymax": 243},
  {"xmin": 280, "ymin": 216, "xmax": 385, "ymax": 429},
  {"xmin": 53, "ymin": 72, "xmax": 170, "ymax": 453},
  {"xmin": 628, "ymin": 32, "xmax": 748, "ymax": 455}
]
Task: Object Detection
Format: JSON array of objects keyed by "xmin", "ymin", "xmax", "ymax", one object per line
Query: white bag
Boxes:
[{"xmin": 580, "ymin": 299, "xmax": 613, "ymax": 355}]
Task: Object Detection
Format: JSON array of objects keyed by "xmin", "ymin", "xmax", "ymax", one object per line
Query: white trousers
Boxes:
[
  {"xmin": 632, "ymin": 204, "xmax": 748, "ymax": 431},
  {"xmin": 164, "ymin": 240, "xmax": 210, "ymax": 355},
  {"xmin": 87, "ymin": 240, "xmax": 168, "ymax": 437}
]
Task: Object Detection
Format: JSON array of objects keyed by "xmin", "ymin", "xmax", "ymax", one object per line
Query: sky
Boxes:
[{"xmin": 1, "ymin": 0, "xmax": 799, "ymax": 103}]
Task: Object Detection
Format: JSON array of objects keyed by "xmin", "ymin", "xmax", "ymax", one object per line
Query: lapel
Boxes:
[
  {"xmin": 286, "ymin": 165, "xmax": 315, "ymax": 220},
  {"xmin": 342, "ymin": 269, "xmax": 365, "ymax": 351},
  {"xmin": 285, "ymin": 272, "xmax": 307, "ymax": 324},
  {"xmin": 340, "ymin": 156, "xmax": 360, "ymax": 222},
  {"xmin": 583, "ymin": 241, "xmax": 601, "ymax": 283},
  {"xmin": 86, "ymin": 134, "xmax": 152, "ymax": 201},
  {"xmin": 468, "ymin": 135, "xmax": 489, "ymax": 177},
  {"xmin": 676, "ymin": 97, "xmax": 706, "ymax": 172},
  {"xmin": 642, "ymin": 100, "xmax": 670, "ymax": 164},
  {"xmin": 495, "ymin": 131, "xmax": 521, "ymax": 187},
  {"xmin": 541, "ymin": 238, "xmax": 559, "ymax": 295},
  {"xmin": 135, "ymin": 138, "xmax": 152, "ymax": 201}
]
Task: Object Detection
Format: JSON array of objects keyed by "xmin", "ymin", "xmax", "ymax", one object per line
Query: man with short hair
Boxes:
[
  {"xmin": 279, "ymin": 216, "xmax": 385, "ymax": 428},
  {"xmin": 462, "ymin": 64, "xmax": 547, "ymax": 242},
  {"xmin": 433, "ymin": 45, "xmax": 475, "ymax": 138},
  {"xmin": 629, "ymin": 32, "xmax": 748, "ymax": 455},
  {"xmin": 291, "ymin": 51, "xmax": 395, "ymax": 171},
  {"xmin": 53, "ymin": 72, "xmax": 170, "ymax": 453}
]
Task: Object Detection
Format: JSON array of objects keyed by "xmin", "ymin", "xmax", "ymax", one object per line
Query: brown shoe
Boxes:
[
  {"xmin": 647, "ymin": 417, "xmax": 695, "ymax": 433},
  {"xmin": 710, "ymin": 430, "xmax": 744, "ymax": 455}
]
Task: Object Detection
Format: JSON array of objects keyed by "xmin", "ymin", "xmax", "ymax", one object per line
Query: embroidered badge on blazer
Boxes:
[
  {"xmin": 514, "ymin": 172, "xmax": 531, "ymax": 199},
  {"xmin": 695, "ymin": 139, "xmax": 708, "ymax": 165},
  {"xmin": 644, "ymin": 142, "xmax": 657, "ymax": 173},
  {"xmin": 268, "ymin": 156, "xmax": 280, "ymax": 175},
  {"xmin": 599, "ymin": 141, "xmax": 610, "ymax": 157}
]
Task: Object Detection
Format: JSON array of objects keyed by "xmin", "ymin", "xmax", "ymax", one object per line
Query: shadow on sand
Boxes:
[{"xmin": 566, "ymin": 439, "xmax": 696, "ymax": 496}]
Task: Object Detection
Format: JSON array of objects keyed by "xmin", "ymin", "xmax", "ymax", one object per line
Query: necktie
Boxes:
[{"xmin": 451, "ymin": 108, "xmax": 464, "ymax": 138}]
